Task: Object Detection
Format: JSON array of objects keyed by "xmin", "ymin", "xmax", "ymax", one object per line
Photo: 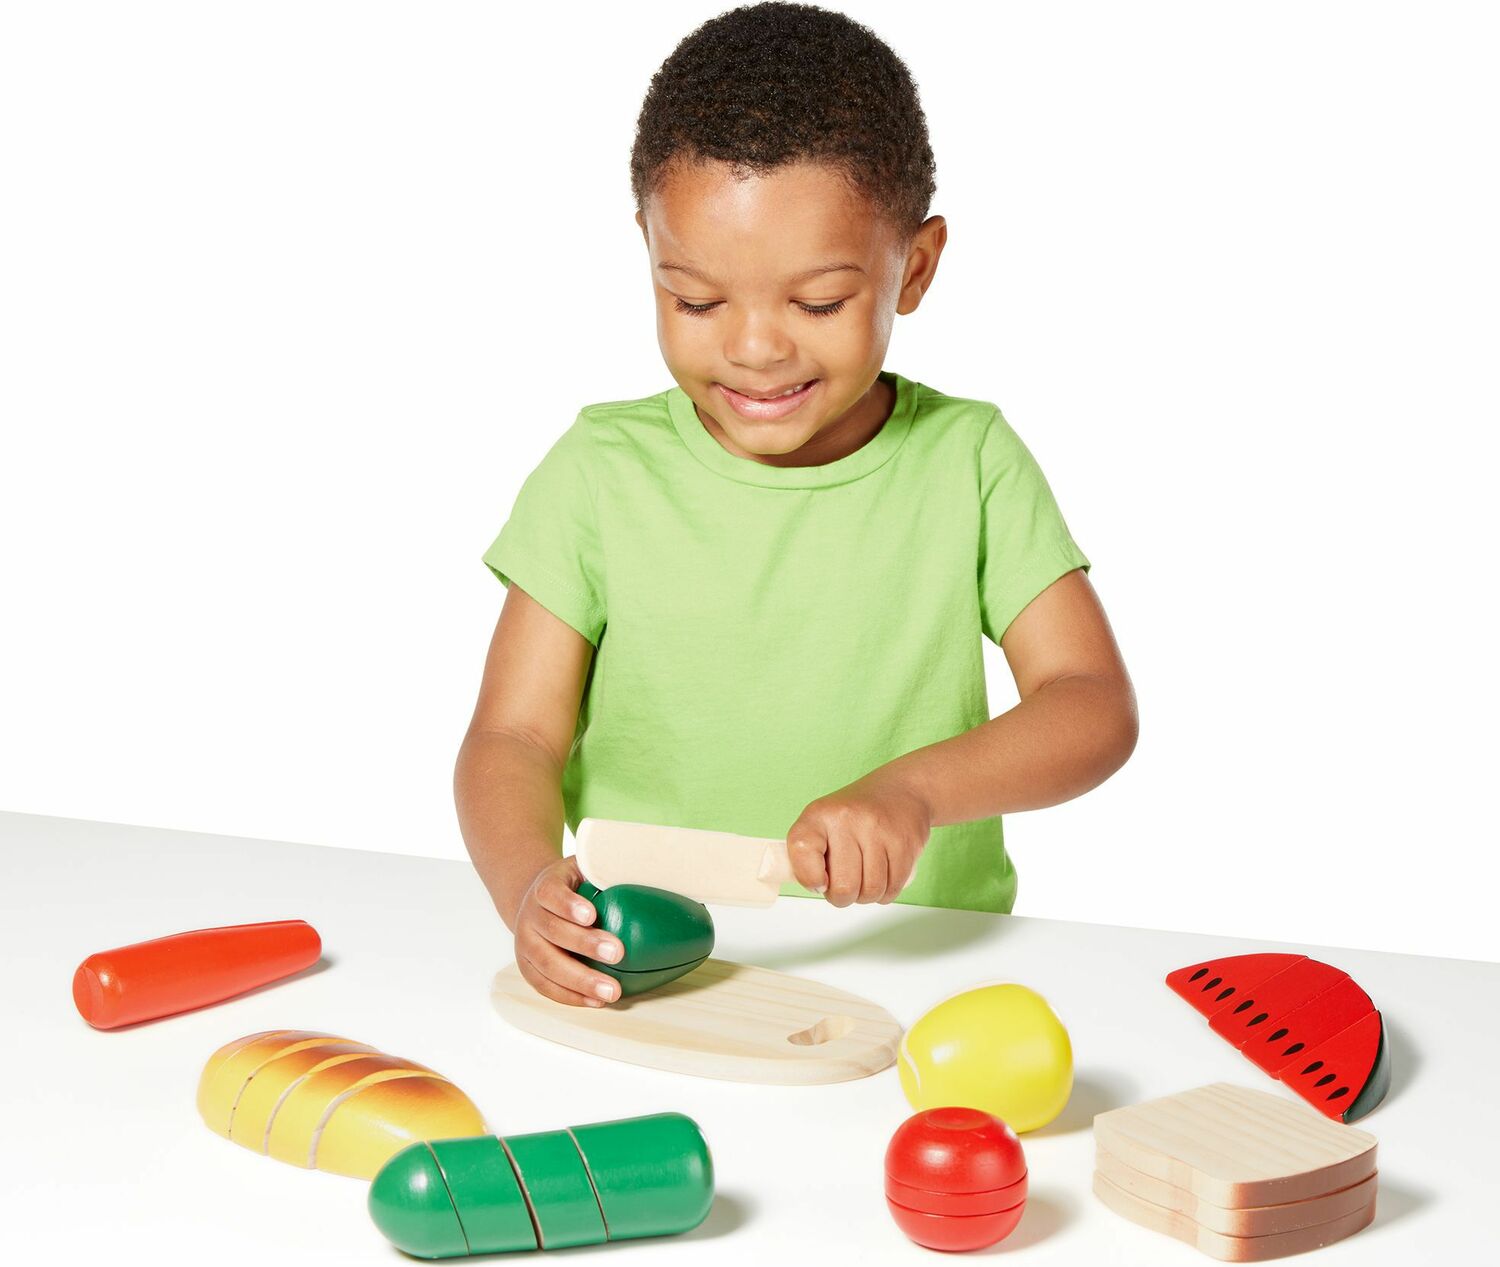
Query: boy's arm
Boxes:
[
  {"xmin": 454, "ymin": 583, "xmax": 594, "ymax": 929},
  {"xmin": 889, "ymin": 567, "xmax": 1138, "ymax": 826}
]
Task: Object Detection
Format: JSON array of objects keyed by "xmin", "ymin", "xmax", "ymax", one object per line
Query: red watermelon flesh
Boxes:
[
  {"xmin": 1206, "ymin": 957, "xmax": 1348, "ymax": 1045},
  {"xmin": 1283, "ymin": 1009, "xmax": 1390, "ymax": 1124},
  {"xmin": 1165, "ymin": 952, "xmax": 1390, "ymax": 1123},
  {"xmin": 1166, "ymin": 952, "xmax": 1304, "ymax": 1017},
  {"xmin": 1241, "ymin": 975, "xmax": 1375, "ymax": 1075}
]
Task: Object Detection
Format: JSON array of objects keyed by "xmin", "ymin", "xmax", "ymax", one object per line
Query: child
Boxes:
[{"xmin": 455, "ymin": 2, "xmax": 1138, "ymax": 1009}]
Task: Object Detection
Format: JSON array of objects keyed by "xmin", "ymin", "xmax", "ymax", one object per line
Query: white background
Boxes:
[{"xmin": 3, "ymin": 1, "xmax": 1496, "ymax": 961}]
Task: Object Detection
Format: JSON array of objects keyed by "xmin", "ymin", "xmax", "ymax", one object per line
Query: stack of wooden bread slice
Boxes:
[{"xmin": 1093, "ymin": 1083, "xmax": 1377, "ymax": 1261}]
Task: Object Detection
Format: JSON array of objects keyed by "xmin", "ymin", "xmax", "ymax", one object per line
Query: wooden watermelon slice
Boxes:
[{"xmin": 1166, "ymin": 953, "xmax": 1390, "ymax": 1123}]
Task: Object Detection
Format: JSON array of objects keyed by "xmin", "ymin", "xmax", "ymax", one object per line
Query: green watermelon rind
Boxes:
[{"xmin": 1345, "ymin": 1015, "xmax": 1390, "ymax": 1122}]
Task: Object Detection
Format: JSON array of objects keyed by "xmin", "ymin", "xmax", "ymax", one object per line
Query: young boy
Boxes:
[{"xmin": 455, "ymin": 2, "xmax": 1137, "ymax": 1009}]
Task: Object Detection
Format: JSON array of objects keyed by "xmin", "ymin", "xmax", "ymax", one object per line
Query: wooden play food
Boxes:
[
  {"xmin": 197, "ymin": 1030, "xmax": 486, "ymax": 1179},
  {"xmin": 72, "ymin": 919, "xmax": 321, "ymax": 1028},
  {"xmin": 368, "ymin": 1113, "xmax": 714, "ymax": 1256},
  {"xmin": 1092, "ymin": 1082, "xmax": 1378, "ymax": 1260},
  {"xmin": 1165, "ymin": 952, "xmax": 1390, "ymax": 1122},
  {"xmin": 1093, "ymin": 1171, "xmax": 1376, "ymax": 1261},
  {"xmin": 571, "ymin": 881, "xmax": 714, "ymax": 996},
  {"xmin": 884, "ymin": 1108, "xmax": 1028, "ymax": 1251},
  {"xmin": 1094, "ymin": 1147, "xmax": 1377, "ymax": 1237},
  {"xmin": 897, "ymin": 983, "xmax": 1072, "ymax": 1131}
]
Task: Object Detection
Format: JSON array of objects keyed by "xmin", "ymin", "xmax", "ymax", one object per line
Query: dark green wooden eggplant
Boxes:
[{"xmin": 573, "ymin": 881, "xmax": 714, "ymax": 997}]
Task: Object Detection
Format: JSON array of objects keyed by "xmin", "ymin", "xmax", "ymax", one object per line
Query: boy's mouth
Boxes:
[{"xmin": 717, "ymin": 378, "xmax": 819, "ymax": 420}]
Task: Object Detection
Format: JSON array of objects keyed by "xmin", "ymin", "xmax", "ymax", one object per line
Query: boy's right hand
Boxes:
[{"xmin": 513, "ymin": 855, "xmax": 625, "ymax": 1007}]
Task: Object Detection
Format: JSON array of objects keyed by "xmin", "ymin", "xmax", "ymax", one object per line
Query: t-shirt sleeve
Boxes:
[
  {"xmin": 977, "ymin": 407, "xmax": 1091, "ymax": 645},
  {"xmin": 480, "ymin": 416, "xmax": 607, "ymax": 645}
]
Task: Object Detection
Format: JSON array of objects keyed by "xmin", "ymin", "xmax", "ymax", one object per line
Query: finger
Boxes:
[
  {"xmin": 785, "ymin": 822, "xmax": 830, "ymax": 894},
  {"xmin": 518, "ymin": 927, "xmax": 621, "ymax": 1003},
  {"xmin": 534, "ymin": 907, "xmax": 623, "ymax": 965},
  {"xmin": 878, "ymin": 875, "xmax": 902, "ymax": 904},
  {"xmin": 878, "ymin": 868, "xmax": 903, "ymax": 904},
  {"xmin": 523, "ymin": 937, "xmax": 620, "ymax": 1005},
  {"xmin": 517, "ymin": 950, "xmax": 602, "ymax": 1008},
  {"xmin": 859, "ymin": 842, "xmax": 890, "ymax": 904},
  {"xmin": 824, "ymin": 824, "xmax": 862, "ymax": 907},
  {"xmin": 538, "ymin": 869, "xmax": 596, "ymax": 926}
]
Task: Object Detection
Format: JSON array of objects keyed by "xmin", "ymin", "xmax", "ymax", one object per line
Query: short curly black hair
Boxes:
[{"xmin": 629, "ymin": 2, "xmax": 937, "ymax": 244}]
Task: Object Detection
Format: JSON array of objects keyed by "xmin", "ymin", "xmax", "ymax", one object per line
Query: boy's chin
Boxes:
[{"xmin": 719, "ymin": 417, "xmax": 818, "ymax": 457}]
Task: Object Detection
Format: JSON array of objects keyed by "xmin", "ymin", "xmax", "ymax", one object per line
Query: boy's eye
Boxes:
[{"xmin": 672, "ymin": 297, "xmax": 848, "ymax": 318}]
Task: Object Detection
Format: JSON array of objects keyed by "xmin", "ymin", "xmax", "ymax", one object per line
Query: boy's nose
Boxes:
[{"xmin": 722, "ymin": 318, "xmax": 798, "ymax": 363}]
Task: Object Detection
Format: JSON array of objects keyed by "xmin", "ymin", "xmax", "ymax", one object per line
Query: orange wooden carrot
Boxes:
[{"xmin": 72, "ymin": 919, "xmax": 321, "ymax": 1029}]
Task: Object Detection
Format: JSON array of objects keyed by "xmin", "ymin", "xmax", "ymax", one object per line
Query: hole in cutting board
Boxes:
[{"xmin": 786, "ymin": 1014, "xmax": 855, "ymax": 1046}]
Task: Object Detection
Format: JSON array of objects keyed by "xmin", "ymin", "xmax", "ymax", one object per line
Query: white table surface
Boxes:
[{"xmin": 1, "ymin": 809, "xmax": 1493, "ymax": 1263}]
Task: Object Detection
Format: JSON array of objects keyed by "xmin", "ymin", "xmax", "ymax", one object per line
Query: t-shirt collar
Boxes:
[{"xmin": 665, "ymin": 370, "xmax": 916, "ymax": 489}]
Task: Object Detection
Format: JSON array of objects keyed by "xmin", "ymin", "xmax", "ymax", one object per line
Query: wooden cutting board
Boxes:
[
  {"xmin": 1093, "ymin": 1083, "xmax": 1378, "ymax": 1207},
  {"xmin": 491, "ymin": 957, "xmax": 903, "ymax": 1085}
]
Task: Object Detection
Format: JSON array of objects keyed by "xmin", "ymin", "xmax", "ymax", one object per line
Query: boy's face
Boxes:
[{"xmin": 637, "ymin": 159, "xmax": 945, "ymax": 466}]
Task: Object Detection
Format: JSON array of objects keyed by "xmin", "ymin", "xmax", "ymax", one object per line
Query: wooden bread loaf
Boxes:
[{"xmin": 197, "ymin": 1029, "xmax": 486, "ymax": 1179}]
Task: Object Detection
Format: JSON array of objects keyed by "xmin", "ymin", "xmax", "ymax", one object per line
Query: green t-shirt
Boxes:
[{"xmin": 481, "ymin": 369, "xmax": 1090, "ymax": 913}]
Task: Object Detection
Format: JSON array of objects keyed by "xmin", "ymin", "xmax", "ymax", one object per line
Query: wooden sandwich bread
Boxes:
[{"xmin": 1092, "ymin": 1082, "xmax": 1378, "ymax": 1261}]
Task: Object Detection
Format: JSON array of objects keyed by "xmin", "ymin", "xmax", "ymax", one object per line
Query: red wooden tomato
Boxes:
[
  {"xmin": 885, "ymin": 1201, "xmax": 1026, "ymax": 1252},
  {"xmin": 884, "ymin": 1108, "xmax": 1027, "ymax": 1250}
]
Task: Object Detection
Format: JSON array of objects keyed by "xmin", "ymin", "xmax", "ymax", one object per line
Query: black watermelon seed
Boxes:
[
  {"xmin": 1315, "ymin": 1074, "xmax": 1336, "ymax": 1088},
  {"xmin": 1216, "ymin": 988, "xmax": 1234, "ymax": 1002},
  {"xmin": 1328, "ymin": 1087, "xmax": 1350, "ymax": 1100},
  {"xmin": 1190, "ymin": 969, "xmax": 1208, "ymax": 982},
  {"xmin": 1302, "ymin": 1061, "xmax": 1324, "ymax": 1075},
  {"xmin": 1204, "ymin": 977, "xmax": 1223, "ymax": 991},
  {"xmin": 1269, "ymin": 1028, "xmax": 1289, "ymax": 1042},
  {"xmin": 1283, "ymin": 1042, "xmax": 1305, "ymax": 1056},
  {"xmin": 1248, "ymin": 1012, "xmax": 1268, "ymax": 1026},
  {"xmin": 1234, "ymin": 1000, "xmax": 1254, "ymax": 1014}
]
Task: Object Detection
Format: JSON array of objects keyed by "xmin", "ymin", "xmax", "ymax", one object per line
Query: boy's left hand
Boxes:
[{"xmin": 784, "ymin": 767, "xmax": 933, "ymax": 906}]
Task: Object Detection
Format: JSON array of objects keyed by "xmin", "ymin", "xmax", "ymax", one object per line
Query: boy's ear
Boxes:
[
  {"xmin": 897, "ymin": 214, "xmax": 947, "ymax": 315},
  {"xmin": 634, "ymin": 210, "xmax": 649, "ymax": 242}
]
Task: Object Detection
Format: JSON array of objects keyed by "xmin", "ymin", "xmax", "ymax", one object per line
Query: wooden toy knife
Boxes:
[{"xmin": 573, "ymin": 817, "xmax": 795, "ymax": 907}]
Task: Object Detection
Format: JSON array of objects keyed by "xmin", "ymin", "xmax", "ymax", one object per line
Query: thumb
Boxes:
[{"xmin": 785, "ymin": 823, "xmax": 830, "ymax": 894}]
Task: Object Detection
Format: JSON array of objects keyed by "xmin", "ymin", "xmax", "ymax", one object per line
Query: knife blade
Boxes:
[{"xmin": 573, "ymin": 817, "xmax": 795, "ymax": 908}]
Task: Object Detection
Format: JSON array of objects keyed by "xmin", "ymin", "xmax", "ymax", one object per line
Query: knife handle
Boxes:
[{"xmin": 755, "ymin": 841, "xmax": 794, "ymax": 887}]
